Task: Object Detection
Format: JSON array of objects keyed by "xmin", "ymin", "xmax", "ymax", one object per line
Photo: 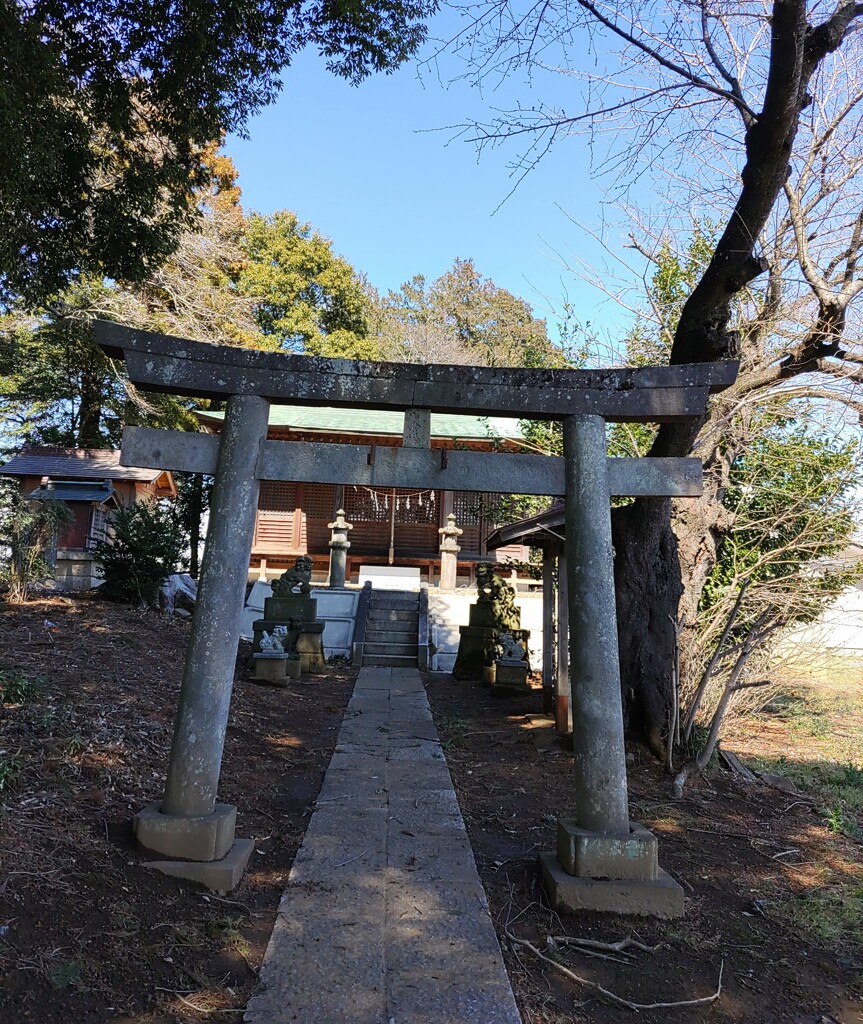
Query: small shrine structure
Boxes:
[
  {"xmin": 96, "ymin": 320, "xmax": 737, "ymax": 912},
  {"xmin": 0, "ymin": 446, "xmax": 176, "ymax": 591}
]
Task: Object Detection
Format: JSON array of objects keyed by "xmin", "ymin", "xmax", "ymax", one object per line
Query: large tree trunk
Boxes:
[
  {"xmin": 77, "ymin": 379, "xmax": 103, "ymax": 448},
  {"xmin": 612, "ymin": 0, "xmax": 861, "ymax": 751},
  {"xmin": 612, "ymin": 496, "xmax": 680, "ymax": 756}
]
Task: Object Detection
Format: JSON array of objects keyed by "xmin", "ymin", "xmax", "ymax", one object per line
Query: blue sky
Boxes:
[{"xmin": 225, "ymin": 17, "xmax": 642, "ymax": 344}]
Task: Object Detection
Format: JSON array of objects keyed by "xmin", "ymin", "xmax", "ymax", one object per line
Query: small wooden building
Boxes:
[
  {"xmin": 197, "ymin": 407, "xmax": 532, "ymax": 585},
  {"xmin": 0, "ymin": 447, "xmax": 176, "ymax": 591}
]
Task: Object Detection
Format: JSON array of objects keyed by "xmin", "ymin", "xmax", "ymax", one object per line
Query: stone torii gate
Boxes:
[{"xmin": 95, "ymin": 321, "xmax": 737, "ymax": 910}]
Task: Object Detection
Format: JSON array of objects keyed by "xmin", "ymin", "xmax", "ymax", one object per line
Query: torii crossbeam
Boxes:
[{"xmin": 96, "ymin": 321, "xmax": 738, "ymax": 912}]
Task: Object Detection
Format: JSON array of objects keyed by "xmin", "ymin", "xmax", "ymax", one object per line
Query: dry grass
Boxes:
[{"xmin": 724, "ymin": 649, "xmax": 863, "ymax": 944}]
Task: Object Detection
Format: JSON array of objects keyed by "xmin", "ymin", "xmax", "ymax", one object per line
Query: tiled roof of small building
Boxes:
[
  {"xmin": 197, "ymin": 406, "xmax": 525, "ymax": 441},
  {"xmin": 0, "ymin": 446, "xmax": 164, "ymax": 482},
  {"xmin": 28, "ymin": 480, "xmax": 117, "ymax": 504}
]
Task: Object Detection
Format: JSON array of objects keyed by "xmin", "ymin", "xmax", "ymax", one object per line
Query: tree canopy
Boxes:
[
  {"xmin": 378, "ymin": 258, "xmax": 560, "ymax": 367},
  {"xmin": 440, "ymin": 0, "xmax": 863, "ymax": 749},
  {"xmin": 240, "ymin": 211, "xmax": 378, "ymax": 359},
  {"xmin": 0, "ymin": 0, "xmax": 437, "ymax": 303}
]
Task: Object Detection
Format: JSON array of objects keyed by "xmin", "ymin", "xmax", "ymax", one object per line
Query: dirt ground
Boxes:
[
  {"xmin": 0, "ymin": 596, "xmax": 355, "ymax": 1023},
  {"xmin": 2, "ymin": 595, "xmax": 861, "ymax": 1023},
  {"xmin": 424, "ymin": 670, "xmax": 863, "ymax": 1024}
]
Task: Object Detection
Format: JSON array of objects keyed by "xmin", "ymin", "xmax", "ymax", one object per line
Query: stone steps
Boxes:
[
  {"xmin": 364, "ymin": 641, "xmax": 419, "ymax": 657},
  {"xmin": 365, "ymin": 628, "xmax": 418, "ymax": 645},
  {"xmin": 369, "ymin": 589, "xmax": 419, "ymax": 607},
  {"xmin": 366, "ymin": 607, "xmax": 418, "ymax": 624},
  {"xmin": 363, "ymin": 590, "xmax": 421, "ymax": 668},
  {"xmin": 361, "ymin": 653, "xmax": 420, "ymax": 668}
]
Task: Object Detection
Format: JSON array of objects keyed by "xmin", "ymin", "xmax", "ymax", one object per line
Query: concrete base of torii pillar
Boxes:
[
  {"xmin": 540, "ymin": 414, "xmax": 684, "ymax": 918},
  {"xmin": 539, "ymin": 821, "xmax": 684, "ymax": 918}
]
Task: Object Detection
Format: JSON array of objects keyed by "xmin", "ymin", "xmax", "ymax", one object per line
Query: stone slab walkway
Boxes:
[{"xmin": 244, "ymin": 666, "xmax": 522, "ymax": 1024}]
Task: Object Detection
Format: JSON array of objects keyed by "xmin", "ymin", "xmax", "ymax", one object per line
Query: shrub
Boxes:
[
  {"xmin": 0, "ymin": 668, "xmax": 40, "ymax": 703},
  {"xmin": 92, "ymin": 501, "xmax": 185, "ymax": 607},
  {"xmin": 0, "ymin": 482, "xmax": 73, "ymax": 601}
]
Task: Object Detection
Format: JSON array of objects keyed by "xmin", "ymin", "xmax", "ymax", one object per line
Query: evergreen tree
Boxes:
[
  {"xmin": 380, "ymin": 258, "xmax": 560, "ymax": 367},
  {"xmin": 92, "ymin": 501, "xmax": 186, "ymax": 607},
  {"xmin": 1, "ymin": 0, "xmax": 437, "ymax": 303},
  {"xmin": 240, "ymin": 211, "xmax": 379, "ymax": 359}
]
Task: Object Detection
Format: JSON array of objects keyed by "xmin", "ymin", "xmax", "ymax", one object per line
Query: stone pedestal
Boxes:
[
  {"xmin": 297, "ymin": 622, "xmax": 326, "ymax": 674},
  {"xmin": 491, "ymin": 659, "xmax": 530, "ymax": 695},
  {"xmin": 286, "ymin": 657, "xmax": 302, "ymax": 680},
  {"xmin": 253, "ymin": 653, "xmax": 288, "ymax": 685},
  {"xmin": 134, "ymin": 801, "xmax": 255, "ymax": 893},
  {"xmin": 136, "ymin": 801, "xmax": 236, "ymax": 861},
  {"xmin": 539, "ymin": 819, "xmax": 684, "ymax": 918},
  {"xmin": 251, "ymin": 594, "xmax": 323, "ymax": 664},
  {"xmin": 540, "ymin": 852, "xmax": 684, "ymax": 918},
  {"xmin": 453, "ymin": 625, "xmax": 498, "ymax": 681},
  {"xmin": 453, "ymin": 599, "xmax": 529, "ymax": 681}
]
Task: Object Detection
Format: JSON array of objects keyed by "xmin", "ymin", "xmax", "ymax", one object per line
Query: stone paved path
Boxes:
[{"xmin": 244, "ymin": 666, "xmax": 522, "ymax": 1024}]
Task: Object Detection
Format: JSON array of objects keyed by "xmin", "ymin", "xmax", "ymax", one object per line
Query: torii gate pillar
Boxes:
[
  {"xmin": 133, "ymin": 394, "xmax": 270, "ymax": 889},
  {"xmin": 540, "ymin": 415, "xmax": 684, "ymax": 917}
]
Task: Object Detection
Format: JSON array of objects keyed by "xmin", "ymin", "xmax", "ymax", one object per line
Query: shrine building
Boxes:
[{"xmin": 196, "ymin": 406, "xmax": 533, "ymax": 585}]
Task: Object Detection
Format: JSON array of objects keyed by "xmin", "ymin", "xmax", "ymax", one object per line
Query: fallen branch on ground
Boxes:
[
  {"xmin": 719, "ymin": 747, "xmax": 757, "ymax": 783},
  {"xmin": 504, "ymin": 929, "xmax": 724, "ymax": 1011},
  {"xmin": 548, "ymin": 935, "xmax": 663, "ymax": 954}
]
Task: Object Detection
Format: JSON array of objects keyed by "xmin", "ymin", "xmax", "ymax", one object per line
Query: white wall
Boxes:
[
  {"xmin": 782, "ymin": 584, "xmax": 863, "ymax": 652},
  {"xmin": 241, "ymin": 582, "xmax": 361, "ymax": 660},
  {"xmin": 428, "ymin": 591, "xmax": 544, "ymax": 672}
]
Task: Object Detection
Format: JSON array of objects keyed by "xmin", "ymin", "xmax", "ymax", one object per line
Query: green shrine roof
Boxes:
[{"xmin": 197, "ymin": 406, "xmax": 525, "ymax": 442}]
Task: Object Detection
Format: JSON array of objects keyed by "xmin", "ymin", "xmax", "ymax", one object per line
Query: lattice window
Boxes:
[
  {"xmin": 394, "ymin": 488, "xmax": 437, "ymax": 524},
  {"xmin": 87, "ymin": 506, "xmax": 108, "ymax": 550},
  {"xmin": 346, "ymin": 486, "xmax": 389, "ymax": 523},
  {"xmin": 259, "ymin": 481, "xmax": 297, "ymax": 511},
  {"xmin": 304, "ymin": 483, "xmax": 336, "ymax": 519},
  {"xmin": 453, "ymin": 491, "xmax": 484, "ymax": 526}
]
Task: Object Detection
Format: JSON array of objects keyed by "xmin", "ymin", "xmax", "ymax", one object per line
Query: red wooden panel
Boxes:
[
  {"xmin": 349, "ymin": 521, "xmax": 390, "ymax": 555},
  {"xmin": 306, "ymin": 517, "xmax": 331, "ymax": 554},
  {"xmin": 458, "ymin": 525, "xmax": 482, "ymax": 557},
  {"xmin": 394, "ymin": 523, "xmax": 438, "ymax": 556},
  {"xmin": 255, "ymin": 482, "xmax": 296, "ymax": 551},
  {"xmin": 62, "ymin": 505, "xmax": 91, "ymax": 549}
]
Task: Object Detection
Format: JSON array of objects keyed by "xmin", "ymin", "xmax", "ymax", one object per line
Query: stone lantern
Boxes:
[
  {"xmin": 438, "ymin": 512, "xmax": 462, "ymax": 589},
  {"xmin": 327, "ymin": 509, "xmax": 353, "ymax": 588}
]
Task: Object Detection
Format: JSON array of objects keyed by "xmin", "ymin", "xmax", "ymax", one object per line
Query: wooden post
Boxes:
[
  {"xmin": 542, "ymin": 544, "xmax": 556, "ymax": 715},
  {"xmin": 556, "ymin": 550, "xmax": 570, "ymax": 734}
]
